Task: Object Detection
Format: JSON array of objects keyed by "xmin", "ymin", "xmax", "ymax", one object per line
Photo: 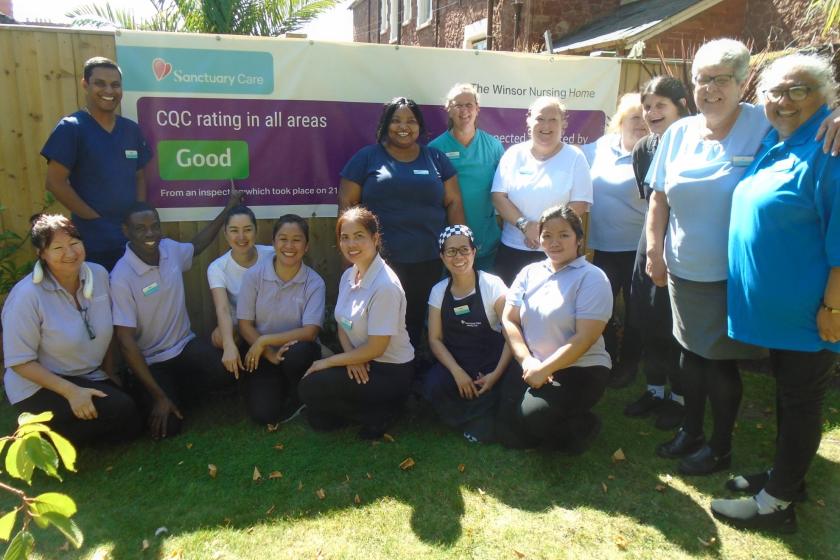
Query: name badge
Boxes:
[
  {"xmin": 142, "ymin": 282, "xmax": 160, "ymax": 296},
  {"xmin": 518, "ymin": 168, "xmax": 534, "ymax": 175},
  {"xmin": 454, "ymin": 304, "xmax": 470, "ymax": 316},
  {"xmin": 445, "ymin": 151, "xmax": 460, "ymax": 159},
  {"xmin": 339, "ymin": 317, "xmax": 353, "ymax": 331},
  {"xmin": 413, "ymin": 169, "xmax": 430, "ymax": 175},
  {"xmin": 732, "ymin": 155, "xmax": 754, "ymax": 167},
  {"xmin": 125, "ymin": 150, "xmax": 138, "ymax": 159}
]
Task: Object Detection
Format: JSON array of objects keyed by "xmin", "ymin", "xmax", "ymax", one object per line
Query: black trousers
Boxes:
[
  {"xmin": 134, "ymin": 337, "xmax": 233, "ymax": 436},
  {"xmin": 494, "ymin": 243, "xmax": 545, "ymax": 287},
  {"xmin": 242, "ymin": 340, "xmax": 320, "ymax": 424},
  {"xmin": 15, "ymin": 377, "xmax": 142, "ymax": 446},
  {"xmin": 679, "ymin": 349, "xmax": 741, "ymax": 455},
  {"xmin": 388, "ymin": 259, "xmax": 442, "ymax": 352},
  {"xmin": 496, "ymin": 361, "xmax": 609, "ymax": 450},
  {"xmin": 593, "ymin": 250, "xmax": 641, "ymax": 371},
  {"xmin": 298, "ymin": 361, "xmax": 414, "ymax": 430},
  {"xmin": 765, "ymin": 349, "xmax": 837, "ymax": 501}
]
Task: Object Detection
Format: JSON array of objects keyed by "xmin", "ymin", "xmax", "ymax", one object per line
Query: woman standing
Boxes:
[
  {"xmin": 300, "ymin": 206, "xmax": 415, "ymax": 439},
  {"xmin": 207, "ymin": 205, "xmax": 274, "ymax": 378},
  {"xmin": 623, "ymin": 77, "xmax": 691, "ymax": 429},
  {"xmin": 712, "ymin": 54, "xmax": 839, "ymax": 533},
  {"xmin": 237, "ymin": 215, "xmax": 325, "ymax": 424},
  {"xmin": 429, "ymin": 84, "xmax": 505, "ymax": 271},
  {"xmin": 422, "ymin": 225, "xmax": 511, "ymax": 442},
  {"xmin": 492, "ymin": 97, "xmax": 593, "ymax": 285},
  {"xmin": 339, "ymin": 97, "xmax": 465, "ymax": 349},
  {"xmin": 2, "ymin": 214, "xmax": 141, "ymax": 444},
  {"xmin": 581, "ymin": 93, "xmax": 649, "ymax": 388},
  {"xmin": 496, "ymin": 206, "xmax": 612, "ymax": 452}
]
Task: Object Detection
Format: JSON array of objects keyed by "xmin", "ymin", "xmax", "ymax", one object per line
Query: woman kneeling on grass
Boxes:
[
  {"xmin": 495, "ymin": 205, "xmax": 613, "ymax": 452},
  {"xmin": 299, "ymin": 206, "xmax": 415, "ymax": 439},
  {"xmin": 421, "ymin": 225, "xmax": 511, "ymax": 443}
]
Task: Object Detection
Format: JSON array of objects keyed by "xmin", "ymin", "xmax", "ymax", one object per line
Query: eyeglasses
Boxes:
[
  {"xmin": 79, "ymin": 307, "xmax": 96, "ymax": 340},
  {"xmin": 451, "ymin": 103, "xmax": 475, "ymax": 111},
  {"xmin": 693, "ymin": 74, "xmax": 735, "ymax": 87},
  {"xmin": 442, "ymin": 246, "xmax": 473, "ymax": 257},
  {"xmin": 763, "ymin": 85, "xmax": 812, "ymax": 103}
]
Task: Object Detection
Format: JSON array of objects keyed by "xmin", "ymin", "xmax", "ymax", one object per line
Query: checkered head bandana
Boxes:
[{"xmin": 438, "ymin": 224, "xmax": 474, "ymax": 250}]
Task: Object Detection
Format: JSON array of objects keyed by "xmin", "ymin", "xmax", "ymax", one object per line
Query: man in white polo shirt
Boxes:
[{"xmin": 111, "ymin": 192, "xmax": 241, "ymax": 438}]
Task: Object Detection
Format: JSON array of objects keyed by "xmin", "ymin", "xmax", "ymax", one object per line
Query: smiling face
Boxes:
[
  {"xmin": 83, "ymin": 66, "xmax": 122, "ymax": 115},
  {"xmin": 693, "ymin": 64, "xmax": 743, "ymax": 123},
  {"xmin": 124, "ymin": 210, "xmax": 162, "ymax": 262},
  {"xmin": 224, "ymin": 213, "xmax": 256, "ymax": 256},
  {"xmin": 447, "ymin": 92, "xmax": 479, "ymax": 131},
  {"xmin": 539, "ymin": 217, "xmax": 580, "ymax": 268},
  {"xmin": 440, "ymin": 234, "xmax": 476, "ymax": 277},
  {"xmin": 387, "ymin": 105, "xmax": 421, "ymax": 149},
  {"xmin": 620, "ymin": 106, "xmax": 649, "ymax": 148},
  {"xmin": 39, "ymin": 230, "xmax": 85, "ymax": 280},
  {"xmin": 273, "ymin": 222, "xmax": 308, "ymax": 269},
  {"xmin": 528, "ymin": 104, "xmax": 566, "ymax": 149},
  {"xmin": 643, "ymin": 93, "xmax": 684, "ymax": 135},
  {"xmin": 339, "ymin": 219, "xmax": 379, "ymax": 268},
  {"xmin": 763, "ymin": 69, "xmax": 825, "ymax": 139}
]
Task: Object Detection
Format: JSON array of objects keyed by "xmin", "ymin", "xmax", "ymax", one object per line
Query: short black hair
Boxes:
[
  {"xmin": 375, "ymin": 97, "xmax": 426, "ymax": 143},
  {"xmin": 123, "ymin": 201, "xmax": 159, "ymax": 225},
  {"xmin": 640, "ymin": 76, "xmax": 691, "ymax": 118},
  {"xmin": 83, "ymin": 56, "xmax": 122, "ymax": 82},
  {"xmin": 272, "ymin": 214, "xmax": 309, "ymax": 242}
]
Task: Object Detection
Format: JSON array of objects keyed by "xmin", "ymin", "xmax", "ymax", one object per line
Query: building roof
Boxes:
[{"xmin": 551, "ymin": 0, "xmax": 724, "ymax": 54}]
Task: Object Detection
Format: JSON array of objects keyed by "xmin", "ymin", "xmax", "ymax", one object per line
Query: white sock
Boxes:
[
  {"xmin": 755, "ymin": 489, "xmax": 791, "ymax": 514},
  {"xmin": 647, "ymin": 385, "xmax": 665, "ymax": 399},
  {"xmin": 731, "ymin": 469, "xmax": 771, "ymax": 490},
  {"xmin": 711, "ymin": 497, "xmax": 758, "ymax": 519},
  {"xmin": 670, "ymin": 392, "xmax": 685, "ymax": 406}
]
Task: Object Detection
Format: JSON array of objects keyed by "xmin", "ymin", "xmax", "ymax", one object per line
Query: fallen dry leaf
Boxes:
[
  {"xmin": 105, "ymin": 466, "xmax": 113, "ymax": 472},
  {"xmin": 829, "ymin": 407, "xmax": 839, "ymax": 414},
  {"xmin": 344, "ymin": 474, "xmax": 350, "ymax": 483},
  {"xmin": 59, "ymin": 542, "xmax": 70, "ymax": 552},
  {"xmin": 273, "ymin": 442, "xmax": 284, "ymax": 451},
  {"xmin": 155, "ymin": 527, "xmax": 168, "ymax": 537},
  {"xmin": 253, "ymin": 466, "xmax": 262, "ymax": 482},
  {"xmin": 615, "ymin": 535, "xmax": 629, "ymax": 550},
  {"xmin": 354, "ymin": 494, "xmax": 361, "ymax": 505},
  {"xmin": 298, "ymin": 481, "xmax": 304, "ymax": 491},
  {"xmin": 265, "ymin": 504, "xmax": 276, "ymax": 515},
  {"xmin": 602, "ymin": 482, "xmax": 608, "ymax": 493},
  {"xmin": 399, "ymin": 457, "xmax": 416, "ymax": 470},
  {"xmin": 513, "ymin": 550, "xmax": 526, "ymax": 558},
  {"xmin": 266, "ymin": 423, "xmax": 279, "ymax": 432},
  {"xmin": 383, "ymin": 433, "xmax": 395, "ymax": 442},
  {"xmin": 697, "ymin": 536, "xmax": 717, "ymax": 547},
  {"xmin": 186, "ymin": 442, "xmax": 193, "ymax": 449},
  {"xmin": 315, "ymin": 488, "xmax": 326, "ymax": 500},
  {"xmin": 817, "ymin": 499, "xmax": 826, "ymax": 507},
  {"xmin": 607, "ymin": 475, "xmax": 615, "ymax": 480},
  {"xmin": 208, "ymin": 464, "xmax": 218, "ymax": 479},
  {"xmin": 458, "ymin": 463, "xmax": 466, "ymax": 473},
  {"xmin": 177, "ymin": 460, "xmax": 184, "ymax": 466},
  {"xmin": 269, "ymin": 471, "xmax": 283, "ymax": 479},
  {"xmin": 655, "ymin": 484, "xmax": 667, "ymax": 492},
  {"xmin": 141, "ymin": 539, "xmax": 150, "ymax": 551},
  {"xmin": 163, "ymin": 551, "xmax": 183, "ymax": 560},
  {"xmin": 612, "ymin": 448, "xmax": 626, "ymax": 462},
  {"xmin": 756, "ymin": 423, "xmax": 764, "ymax": 430},
  {"xmin": 477, "ymin": 487, "xmax": 486, "ymax": 496},
  {"xmin": 366, "ymin": 472, "xmax": 373, "ymax": 479}
]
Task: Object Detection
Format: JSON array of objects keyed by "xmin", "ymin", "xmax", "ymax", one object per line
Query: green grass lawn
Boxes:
[{"xmin": 2, "ymin": 369, "xmax": 839, "ymax": 560}]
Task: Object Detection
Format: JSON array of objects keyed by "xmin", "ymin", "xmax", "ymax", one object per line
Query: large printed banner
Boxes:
[{"xmin": 116, "ymin": 31, "xmax": 621, "ymax": 221}]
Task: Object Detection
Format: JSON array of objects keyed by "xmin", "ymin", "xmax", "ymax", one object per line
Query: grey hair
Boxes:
[
  {"xmin": 758, "ymin": 53, "xmax": 838, "ymax": 107},
  {"xmin": 692, "ymin": 38, "xmax": 751, "ymax": 83},
  {"xmin": 444, "ymin": 83, "xmax": 480, "ymax": 108},
  {"xmin": 527, "ymin": 96, "xmax": 567, "ymax": 120}
]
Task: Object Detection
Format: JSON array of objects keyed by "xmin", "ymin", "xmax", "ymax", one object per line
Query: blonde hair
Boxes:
[
  {"xmin": 444, "ymin": 83, "xmax": 480, "ymax": 129},
  {"xmin": 527, "ymin": 96, "xmax": 566, "ymax": 119},
  {"xmin": 607, "ymin": 93, "xmax": 643, "ymax": 134}
]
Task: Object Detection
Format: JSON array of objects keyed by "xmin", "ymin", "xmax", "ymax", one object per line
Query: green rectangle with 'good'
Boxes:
[{"xmin": 158, "ymin": 140, "xmax": 249, "ymax": 180}]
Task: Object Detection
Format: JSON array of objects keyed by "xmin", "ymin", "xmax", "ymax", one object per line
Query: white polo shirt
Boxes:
[
  {"xmin": 207, "ymin": 245, "xmax": 274, "ymax": 320},
  {"xmin": 3, "ymin": 263, "xmax": 112, "ymax": 404},
  {"xmin": 507, "ymin": 256, "xmax": 612, "ymax": 368},
  {"xmin": 110, "ymin": 238, "xmax": 196, "ymax": 364},
  {"xmin": 334, "ymin": 254, "xmax": 414, "ymax": 364}
]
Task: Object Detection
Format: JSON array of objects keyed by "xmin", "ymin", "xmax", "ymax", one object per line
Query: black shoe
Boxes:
[
  {"xmin": 654, "ymin": 399, "xmax": 685, "ymax": 431},
  {"xmin": 624, "ymin": 390, "xmax": 665, "ymax": 417},
  {"xmin": 679, "ymin": 444, "xmax": 732, "ymax": 475},
  {"xmin": 656, "ymin": 429, "xmax": 705, "ymax": 459},
  {"xmin": 712, "ymin": 501, "xmax": 797, "ymax": 534},
  {"xmin": 608, "ymin": 364, "xmax": 637, "ymax": 389},
  {"xmin": 279, "ymin": 400, "xmax": 306, "ymax": 423},
  {"xmin": 725, "ymin": 471, "xmax": 808, "ymax": 503}
]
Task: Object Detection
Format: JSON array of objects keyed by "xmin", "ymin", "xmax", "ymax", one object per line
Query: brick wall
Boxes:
[
  {"xmin": 525, "ymin": 0, "xmax": 620, "ymax": 51},
  {"xmin": 743, "ymin": 0, "xmax": 839, "ymax": 51},
  {"xmin": 642, "ymin": 0, "xmax": 746, "ymax": 58}
]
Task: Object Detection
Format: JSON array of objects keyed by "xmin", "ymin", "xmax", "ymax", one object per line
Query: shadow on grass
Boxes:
[{"xmin": 2, "ymin": 370, "xmax": 839, "ymax": 559}]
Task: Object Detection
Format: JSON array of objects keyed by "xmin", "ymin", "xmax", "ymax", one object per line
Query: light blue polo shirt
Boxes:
[
  {"xmin": 507, "ymin": 256, "xmax": 612, "ymax": 368},
  {"xmin": 581, "ymin": 134, "xmax": 647, "ymax": 251},
  {"xmin": 110, "ymin": 238, "xmax": 196, "ymax": 364},
  {"xmin": 236, "ymin": 258, "xmax": 326, "ymax": 335},
  {"xmin": 429, "ymin": 129, "xmax": 504, "ymax": 259},
  {"xmin": 648, "ymin": 103, "xmax": 769, "ymax": 281},
  {"xmin": 728, "ymin": 104, "xmax": 840, "ymax": 352}
]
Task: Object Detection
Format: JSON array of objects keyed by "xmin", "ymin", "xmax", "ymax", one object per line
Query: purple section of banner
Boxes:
[{"xmin": 136, "ymin": 97, "xmax": 605, "ymax": 209}]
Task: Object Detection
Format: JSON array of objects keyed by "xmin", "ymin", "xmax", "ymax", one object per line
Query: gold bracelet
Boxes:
[{"xmin": 821, "ymin": 301, "xmax": 840, "ymax": 314}]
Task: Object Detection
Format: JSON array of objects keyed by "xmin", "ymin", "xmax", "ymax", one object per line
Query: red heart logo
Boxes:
[{"xmin": 152, "ymin": 58, "xmax": 172, "ymax": 81}]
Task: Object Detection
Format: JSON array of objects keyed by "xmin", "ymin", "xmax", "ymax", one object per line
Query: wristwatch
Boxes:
[
  {"xmin": 821, "ymin": 301, "xmax": 840, "ymax": 314},
  {"xmin": 515, "ymin": 216, "xmax": 528, "ymax": 233}
]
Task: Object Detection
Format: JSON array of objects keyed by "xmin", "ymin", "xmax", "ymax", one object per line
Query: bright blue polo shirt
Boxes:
[
  {"xmin": 728, "ymin": 105, "xmax": 840, "ymax": 352},
  {"xmin": 41, "ymin": 111, "xmax": 152, "ymax": 253},
  {"xmin": 429, "ymin": 129, "xmax": 504, "ymax": 259}
]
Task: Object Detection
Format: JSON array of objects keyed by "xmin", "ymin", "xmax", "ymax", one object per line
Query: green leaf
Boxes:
[
  {"xmin": 40, "ymin": 512, "xmax": 83, "ymax": 548},
  {"xmin": 2, "ymin": 530, "xmax": 34, "ymax": 560},
  {"xmin": 31, "ymin": 493, "xmax": 77, "ymax": 518},
  {"xmin": 0, "ymin": 509, "xmax": 17, "ymax": 542},
  {"xmin": 45, "ymin": 431, "xmax": 76, "ymax": 472},
  {"xmin": 22, "ymin": 435, "xmax": 60, "ymax": 481},
  {"xmin": 17, "ymin": 412, "xmax": 53, "ymax": 427},
  {"xmin": 14, "ymin": 424, "xmax": 50, "ymax": 437},
  {"xmin": 4, "ymin": 439, "xmax": 34, "ymax": 484}
]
